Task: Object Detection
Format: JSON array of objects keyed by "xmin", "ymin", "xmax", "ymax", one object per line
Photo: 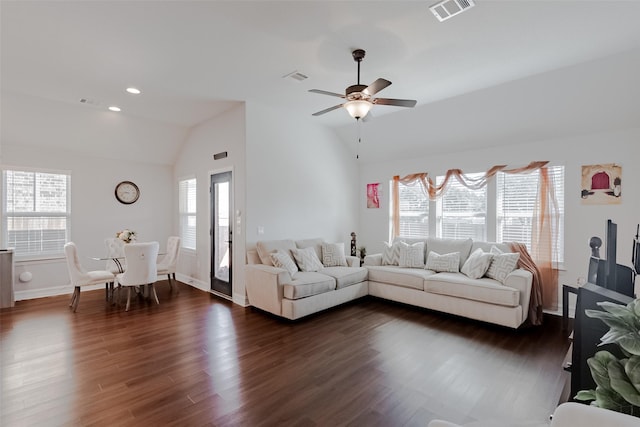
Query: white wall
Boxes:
[
  {"xmin": 358, "ymin": 127, "xmax": 640, "ymax": 312},
  {"xmin": 173, "ymin": 104, "xmax": 247, "ymax": 304},
  {"xmin": 2, "ymin": 145, "xmax": 173, "ymax": 299},
  {"xmin": 245, "ymin": 102, "xmax": 359, "ymax": 250}
]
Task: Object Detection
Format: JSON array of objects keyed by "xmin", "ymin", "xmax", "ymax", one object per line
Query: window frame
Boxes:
[
  {"xmin": 1, "ymin": 166, "xmax": 71, "ymax": 261},
  {"xmin": 178, "ymin": 176, "xmax": 197, "ymax": 251},
  {"xmin": 392, "ymin": 165, "xmax": 565, "ymax": 263},
  {"xmin": 435, "ymin": 172, "xmax": 488, "ymax": 241}
]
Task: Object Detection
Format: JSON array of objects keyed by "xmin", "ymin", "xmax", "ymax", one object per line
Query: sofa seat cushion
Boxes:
[
  {"xmin": 320, "ymin": 266, "xmax": 368, "ymax": 289},
  {"xmin": 425, "ymin": 272, "xmax": 520, "ymax": 307},
  {"xmin": 367, "ymin": 266, "xmax": 436, "ymax": 290},
  {"xmin": 283, "ymin": 272, "xmax": 336, "ymax": 300}
]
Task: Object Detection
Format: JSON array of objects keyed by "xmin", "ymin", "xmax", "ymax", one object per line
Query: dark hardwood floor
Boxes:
[{"xmin": 0, "ymin": 281, "xmax": 570, "ymax": 426}]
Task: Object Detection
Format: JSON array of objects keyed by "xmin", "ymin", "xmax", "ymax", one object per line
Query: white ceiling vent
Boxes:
[
  {"xmin": 282, "ymin": 70, "xmax": 308, "ymax": 82},
  {"xmin": 429, "ymin": 0, "xmax": 475, "ymax": 22}
]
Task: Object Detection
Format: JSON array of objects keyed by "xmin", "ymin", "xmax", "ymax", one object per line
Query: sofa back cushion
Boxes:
[
  {"xmin": 256, "ymin": 239, "xmax": 297, "ymax": 266},
  {"xmin": 392, "ymin": 237, "xmax": 427, "ymax": 246},
  {"xmin": 426, "ymin": 237, "xmax": 473, "ymax": 270},
  {"xmin": 471, "ymin": 241, "xmax": 510, "ymax": 254},
  {"xmin": 295, "ymin": 238, "xmax": 324, "ymax": 261}
]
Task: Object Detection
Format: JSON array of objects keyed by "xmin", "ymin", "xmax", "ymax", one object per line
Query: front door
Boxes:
[{"xmin": 210, "ymin": 171, "xmax": 232, "ymax": 297}]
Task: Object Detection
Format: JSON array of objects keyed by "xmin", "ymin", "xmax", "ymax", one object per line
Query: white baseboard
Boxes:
[
  {"xmin": 175, "ymin": 273, "xmax": 208, "ymax": 291},
  {"xmin": 14, "ymin": 273, "xmax": 249, "ymax": 307},
  {"xmin": 175, "ymin": 273, "xmax": 248, "ymax": 306},
  {"xmin": 15, "ymin": 283, "xmax": 104, "ymax": 301}
]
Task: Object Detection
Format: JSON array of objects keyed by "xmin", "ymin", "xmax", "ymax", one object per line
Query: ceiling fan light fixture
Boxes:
[{"xmin": 344, "ymin": 100, "xmax": 372, "ymax": 119}]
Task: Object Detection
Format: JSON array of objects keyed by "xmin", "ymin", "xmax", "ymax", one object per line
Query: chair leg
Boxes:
[
  {"xmin": 72, "ymin": 286, "xmax": 81, "ymax": 312},
  {"xmin": 69, "ymin": 287, "xmax": 78, "ymax": 308},
  {"xmin": 167, "ymin": 274, "xmax": 173, "ymax": 292},
  {"xmin": 150, "ymin": 283, "xmax": 159, "ymax": 305},
  {"xmin": 172, "ymin": 273, "xmax": 179, "ymax": 293},
  {"xmin": 125, "ymin": 287, "xmax": 131, "ymax": 312}
]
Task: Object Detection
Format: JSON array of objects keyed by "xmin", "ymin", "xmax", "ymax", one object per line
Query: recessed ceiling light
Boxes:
[
  {"xmin": 108, "ymin": 106, "xmax": 121, "ymax": 112},
  {"xmin": 126, "ymin": 87, "xmax": 141, "ymax": 95}
]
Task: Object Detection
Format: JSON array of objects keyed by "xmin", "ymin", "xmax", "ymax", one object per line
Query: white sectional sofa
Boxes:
[
  {"xmin": 365, "ymin": 237, "xmax": 533, "ymax": 328},
  {"xmin": 245, "ymin": 238, "xmax": 369, "ymax": 320},
  {"xmin": 245, "ymin": 236, "xmax": 533, "ymax": 328}
]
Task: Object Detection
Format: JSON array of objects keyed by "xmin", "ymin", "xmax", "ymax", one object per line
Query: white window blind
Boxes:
[
  {"xmin": 179, "ymin": 178, "xmax": 196, "ymax": 250},
  {"xmin": 436, "ymin": 173, "xmax": 487, "ymax": 240},
  {"xmin": 397, "ymin": 180, "xmax": 429, "ymax": 238},
  {"xmin": 2, "ymin": 169, "xmax": 70, "ymax": 258},
  {"xmin": 497, "ymin": 166, "xmax": 565, "ymax": 261}
]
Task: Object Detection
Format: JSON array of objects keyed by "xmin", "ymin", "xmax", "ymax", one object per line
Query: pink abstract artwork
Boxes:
[{"xmin": 367, "ymin": 183, "xmax": 380, "ymax": 209}]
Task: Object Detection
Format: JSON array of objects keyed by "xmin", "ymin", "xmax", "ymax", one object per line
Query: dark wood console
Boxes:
[{"xmin": 566, "ymin": 282, "xmax": 633, "ymax": 399}]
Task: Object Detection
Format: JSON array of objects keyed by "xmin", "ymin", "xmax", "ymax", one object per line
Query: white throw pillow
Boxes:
[
  {"xmin": 461, "ymin": 248, "xmax": 494, "ymax": 279},
  {"xmin": 425, "ymin": 251, "xmax": 460, "ymax": 273},
  {"xmin": 291, "ymin": 247, "xmax": 324, "ymax": 272},
  {"xmin": 382, "ymin": 241, "xmax": 401, "ymax": 265},
  {"xmin": 485, "ymin": 246, "xmax": 520, "ymax": 284},
  {"xmin": 398, "ymin": 241, "xmax": 425, "ymax": 268},
  {"xmin": 322, "ymin": 242, "xmax": 347, "ymax": 267},
  {"xmin": 270, "ymin": 250, "xmax": 298, "ymax": 276}
]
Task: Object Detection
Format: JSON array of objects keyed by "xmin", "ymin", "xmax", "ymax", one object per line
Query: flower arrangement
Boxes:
[{"xmin": 116, "ymin": 229, "xmax": 137, "ymax": 243}]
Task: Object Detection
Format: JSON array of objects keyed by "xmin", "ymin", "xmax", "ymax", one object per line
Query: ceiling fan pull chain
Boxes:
[{"xmin": 356, "ymin": 118, "xmax": 362, "ymax": 159}]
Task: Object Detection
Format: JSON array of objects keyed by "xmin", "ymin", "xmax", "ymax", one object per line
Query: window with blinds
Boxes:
[
  {"xmin": 179, "ymin": 178, "xmax": 197, "ymax": 250},
  {"xmin": 397, "ymin": 180, "xmax": 429, "ymax": 238},
  {"xmin": 436, "ymin": 173, "xmax": 487, "ymax": 240},
  {"xmin": 497, "ymin": 166, "xmax": 565, "ymax": 261},
  {"xmin": 2, "ymin": 169, "xmax": 70, "ymax": 258}
]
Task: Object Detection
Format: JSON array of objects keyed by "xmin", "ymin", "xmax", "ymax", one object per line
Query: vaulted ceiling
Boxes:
[{"xmin": 2, "ymin": 1, "xmax": 640, "ymax": 163}]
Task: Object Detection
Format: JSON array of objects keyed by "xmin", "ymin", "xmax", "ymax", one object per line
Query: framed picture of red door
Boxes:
[{"xmin": 581, "ymin": 163, "xmax": 621, "ymax": 205}]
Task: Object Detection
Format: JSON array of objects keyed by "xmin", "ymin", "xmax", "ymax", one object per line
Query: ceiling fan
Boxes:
[{"xmin": 309, "ymin": 49, "xmax": 417, "ymax": 120}]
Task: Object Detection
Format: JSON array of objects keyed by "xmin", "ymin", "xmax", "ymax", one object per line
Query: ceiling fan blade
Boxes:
[
  {"xmin": 373, "ymin": 98, "xmax": 417, "ymax": 108},
  {"xmin": 309, "ymin": 89, "xmax": 345, "ymax": 98},
  {"xmin": 363, "ymin": 78, "xmax": 391, "ymax": 96},
  {"xmin": 312, "ymin": 104, "xmax": 344, "ymax": 116}
]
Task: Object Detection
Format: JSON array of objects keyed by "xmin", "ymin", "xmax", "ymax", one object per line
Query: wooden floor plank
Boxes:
[{"xmin": 1, "ymin": 281, "xmax": 570, "ymax": 426}]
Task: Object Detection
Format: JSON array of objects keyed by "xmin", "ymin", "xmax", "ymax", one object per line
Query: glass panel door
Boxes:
[{"xmin": 210, "ymin": 171, "xmax": 232, "ymax": 297}]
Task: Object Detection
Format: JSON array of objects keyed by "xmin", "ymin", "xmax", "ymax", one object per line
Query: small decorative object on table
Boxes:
[
  {"xmin": 358, "ymin": 246, "xmax": 366, "ymax": 263},
  {"xmin": 116, "ymin": 229, "xmax": 137, "ymax": 244},
  {"xmin": 350, "ymin": 232, "xmax": 357, "ymax": 256}
]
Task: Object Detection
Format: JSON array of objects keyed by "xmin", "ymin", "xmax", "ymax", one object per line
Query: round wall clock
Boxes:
[{"xmin": 115, "ymin": 181, "xmax": 140, "ymax": 204}]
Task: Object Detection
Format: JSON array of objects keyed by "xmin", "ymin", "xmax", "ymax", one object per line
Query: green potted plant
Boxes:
[{"xmin": 574, "ymin": 299, "xmax": 640, "ymax": 417}]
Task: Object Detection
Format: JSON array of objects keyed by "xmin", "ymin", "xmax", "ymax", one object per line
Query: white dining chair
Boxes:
[
  {"xmin": 64, "ymin": 242, "xmax": 115, "ymax": 312},
  {"xmin": 157, "ymin": 236, "xmax": 180, "ymax": 292},
  {"xmin": 115, "ymin": 242, "xmax": 159, "ymax": 311},
  {"xmin": 104, "ymin": 237, "xmax": 126, "ymax": 274}
]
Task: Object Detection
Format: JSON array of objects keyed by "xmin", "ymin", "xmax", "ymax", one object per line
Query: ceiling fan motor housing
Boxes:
[{"xmin": 346, "ymin": 84, "xmax": 369, "ymax": 100}]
